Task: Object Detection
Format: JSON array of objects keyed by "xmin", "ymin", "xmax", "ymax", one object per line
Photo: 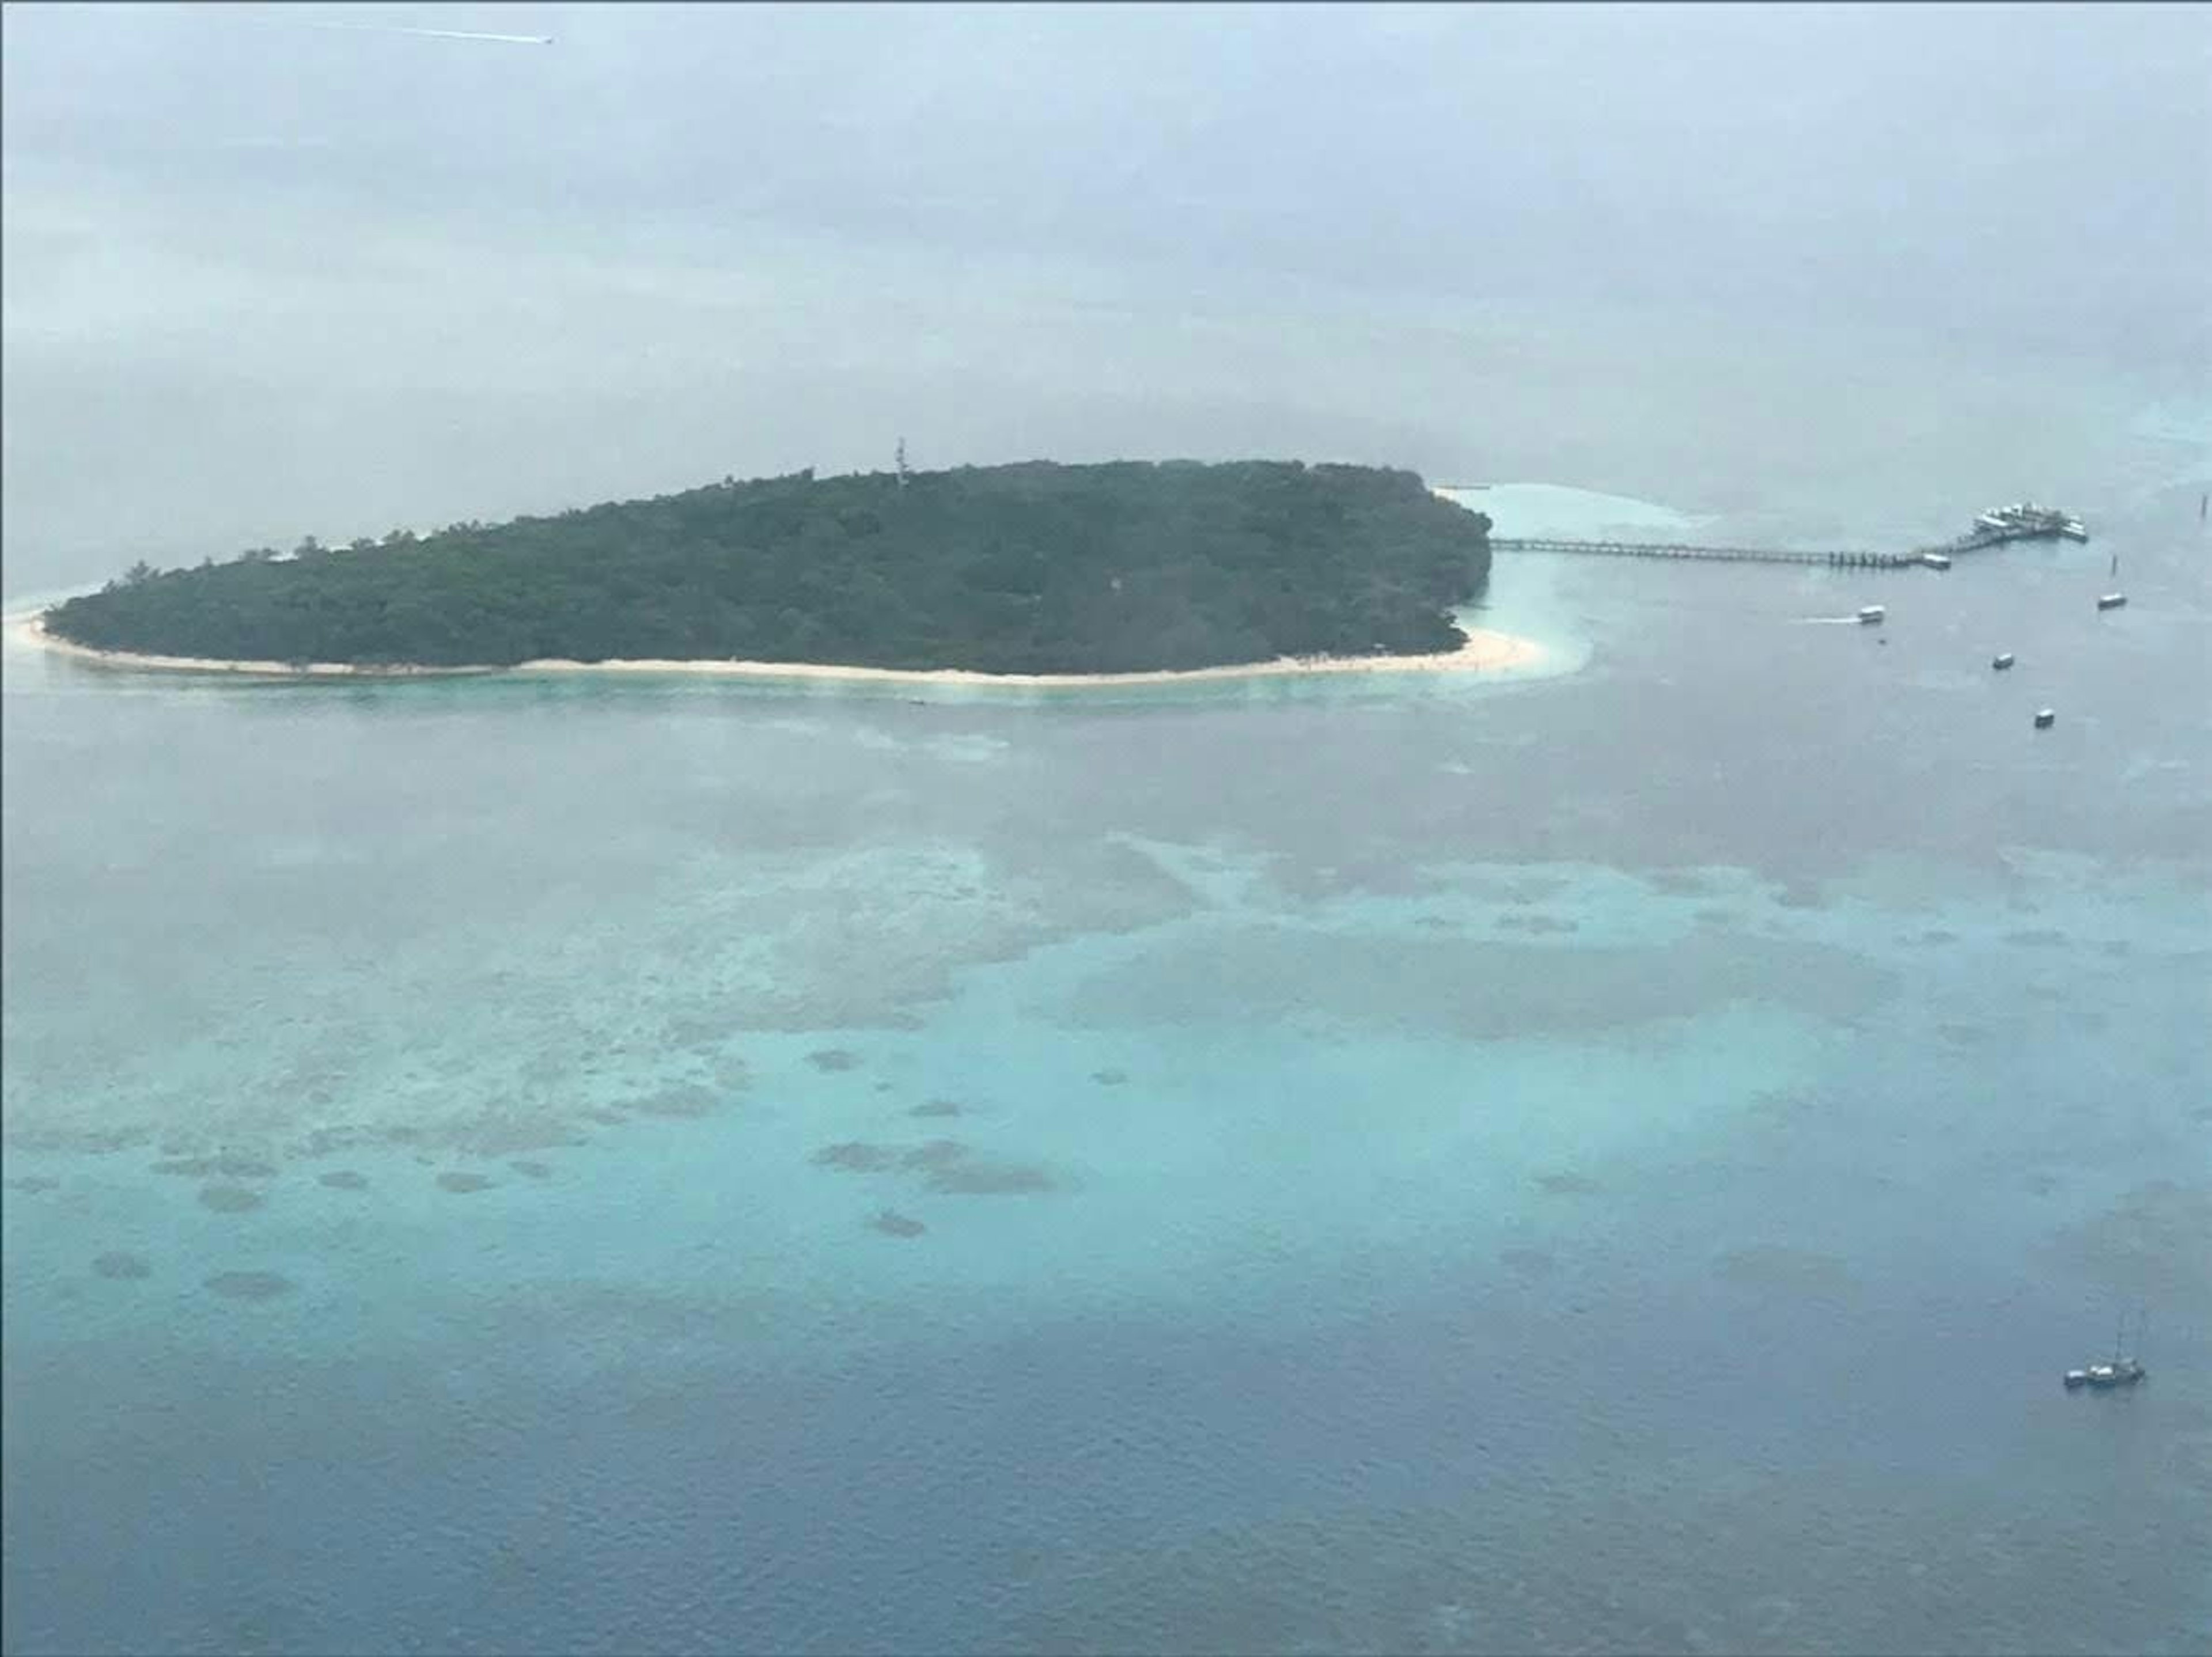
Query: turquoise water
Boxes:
[{"xmin": 4, "ymin": 470, "xmax": 2208, "ymax": 1654}]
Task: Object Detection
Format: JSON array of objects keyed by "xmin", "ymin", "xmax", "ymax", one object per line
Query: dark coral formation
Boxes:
[
  {"xmin": 1497, "ymin": 913, "xmax": 1581, "ymax": 935},
  {"xmin": 156, "ymin": 1154, "xmax": 277, "ymax": 1180},
  {"xmin": 813, "ymin": 1142, "xmax": 897, "ymax": 1172},
  {"xmin": 899, "ymin": 1140, "xmax": 969, "ymax": 1171},
  {"xmin": 198, "ymin": 1184, "xmax": 268, "ymax": 1214},
  {"xmin": 1534, "ymin": 1171, "xmax": 1601, "ymax": 1197},
  {"xmin": 921, "ymin": 1157, "xmax": 1056, "ymax": 1196},
  {"xmin": 628, "ymin": 1084, "xmax": 719, "ymax": 1119},
  {"xmin": 812, "ymin": 1136, "xmax": 1059, "ymax": 1195}
]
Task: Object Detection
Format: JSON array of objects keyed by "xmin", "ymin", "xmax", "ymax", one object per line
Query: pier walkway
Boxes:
[
  {"xmin": 1489, "ymin": 525, "xmax": 2039, "ymax": 570},
  {"xmin": 1491, "ymin": 538, "xmax": 1912, "ymax": 568}
]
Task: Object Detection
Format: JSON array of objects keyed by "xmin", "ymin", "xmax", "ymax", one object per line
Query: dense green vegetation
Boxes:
[{"xmin": 44, "ymin": 460, "xmax": 1491, "ymax": 673}]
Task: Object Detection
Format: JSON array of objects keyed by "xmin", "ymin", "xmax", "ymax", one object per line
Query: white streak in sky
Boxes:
[{"xmin": 297, "ymin": 20, "xmax": 554, "ymax": 46}]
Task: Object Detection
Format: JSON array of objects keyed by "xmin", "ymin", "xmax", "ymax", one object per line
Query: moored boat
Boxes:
[
  {"xmin": 1975, "ymin": 502, "xmax": 2089, "ymax": 543},
  {"xmin": 2065, "ymin": 1311, "xmax": 2149, "ymax": 1390}
]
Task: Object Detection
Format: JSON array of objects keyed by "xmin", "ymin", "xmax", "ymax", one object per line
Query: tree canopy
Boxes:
[{"xmin": 44, "ymin": 460, "xmax": 1493, "ymax": 674}]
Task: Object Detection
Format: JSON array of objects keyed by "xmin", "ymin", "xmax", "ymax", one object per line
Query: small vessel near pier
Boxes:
[{"xmin": 1975, "ymin": 502, "xmax": 2089, "ymax": 542}]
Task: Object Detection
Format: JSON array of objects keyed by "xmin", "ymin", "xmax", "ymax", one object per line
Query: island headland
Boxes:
[{"xmin": 31, "ymin": 460, "xmax": 1541, "ymax": 683}]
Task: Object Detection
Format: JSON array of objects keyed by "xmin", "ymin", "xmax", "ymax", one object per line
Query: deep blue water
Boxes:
[{"xmin": 4, "ymin": 472, "xmax": 2209, "ymax": 1655}]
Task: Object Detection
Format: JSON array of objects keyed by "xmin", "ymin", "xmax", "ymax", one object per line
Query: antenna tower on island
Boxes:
[{"xmin": 896, "ymin": 437, "xmax": 911, "ymax": 489}]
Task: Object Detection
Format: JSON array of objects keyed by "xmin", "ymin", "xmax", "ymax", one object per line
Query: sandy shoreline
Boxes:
[{"xmin": 11, "ymin": 609, "xmax": 1544, "ymax": 688}]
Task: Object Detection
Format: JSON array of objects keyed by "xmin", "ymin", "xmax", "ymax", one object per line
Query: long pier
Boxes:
[
  {"xmin": 1489, "ymin": 524, "xmax": 2057, "ymax": 569},
  {"xmin": 1491, "ymin": 538, "xmax": 1913, "ymax": 568}
]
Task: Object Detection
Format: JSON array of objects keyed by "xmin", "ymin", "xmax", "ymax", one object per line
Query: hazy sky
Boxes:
[{"xmin": 5, "ymin": 2, "xmax": 2206, "ymax": 591}]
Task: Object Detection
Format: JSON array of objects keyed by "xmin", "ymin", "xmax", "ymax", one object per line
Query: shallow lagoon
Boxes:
[{"xmin": 4, "ymin": 478, "xmax": 2207, "ymax": 1654}]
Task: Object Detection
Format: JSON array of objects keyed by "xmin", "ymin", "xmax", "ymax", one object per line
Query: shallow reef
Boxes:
[
  {"xmin": 198, "ymin": 1184, "xmax": 267, "ymax": 1214},
  {"xmin": 204, "ymin": 1270, "xmax": 295, "ymax": 1301}
]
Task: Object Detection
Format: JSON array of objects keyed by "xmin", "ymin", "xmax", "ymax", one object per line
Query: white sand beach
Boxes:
[{"xmin": 15, "ymin": 609, "xmax": 1545, "ymax": 687}]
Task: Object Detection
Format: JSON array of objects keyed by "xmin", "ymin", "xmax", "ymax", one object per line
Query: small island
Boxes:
[{"xmin": 34, "ymin": 459, "xmax": 1532, "ymax": 682}]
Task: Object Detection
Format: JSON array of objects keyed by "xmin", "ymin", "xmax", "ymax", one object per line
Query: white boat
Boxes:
[
  {"xmin": 2065, "ymin": 1311, "xmax": 2149, "ymax": 1390},
  {"xmin": 2097, "ymin": 593, "xmax": 2127, "ymax": 611},
  {"xmin": 1975, "ymin": 502, "xmax": 2089, "ymax": 543},
  {"xmin": 1921, "ymin": 552, "xmax": 1952, "ymax": 570},
  {"xmin": 1992, "ymin": 652, "xmax": 2016, "ymax": 670},
  {"xmin": 1857, "ymin": 605, "xmax": 1885, "ymax": 625},
  {"xmin": 2035, "ymin": 708, "xmax": 2056, "ymax": 728}
]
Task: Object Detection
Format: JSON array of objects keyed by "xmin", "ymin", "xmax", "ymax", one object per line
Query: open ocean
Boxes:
[{"xmin": 4, "ymin": 442, "xmax": 2209, "ymax": 1650}]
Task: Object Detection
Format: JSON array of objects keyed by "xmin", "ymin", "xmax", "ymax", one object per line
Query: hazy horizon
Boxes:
[{"xmin": 5, "ymin": 1, "xmax": 2207, "ymax": 593}]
